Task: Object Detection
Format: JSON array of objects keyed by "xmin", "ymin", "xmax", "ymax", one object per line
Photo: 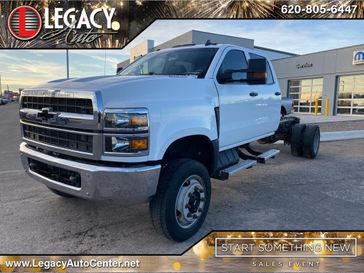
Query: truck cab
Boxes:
[{"xmin": 19, "ymin": 43, "xmax": 320, "ymax": 242}]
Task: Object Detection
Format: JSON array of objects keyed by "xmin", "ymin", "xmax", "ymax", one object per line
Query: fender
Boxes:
[{"xmin": 100, "ymin": 76, "xmax": 220, "ymax": 162}]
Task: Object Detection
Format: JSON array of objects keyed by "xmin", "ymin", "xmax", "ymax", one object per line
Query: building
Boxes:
[
  {"xmin": 117, "ymin": 30, "xmax": 296, "ymax": 70},
  {"xmin": 118, "ymin": 30, "xmax": 364, "ymax": 116},
  {"xmin": 273, "ymin": 45, "xmax": 364, "ymax": 116},
  {"xmin": 3, "ymin": 90, "xmax": 19, "ymax": 101}
]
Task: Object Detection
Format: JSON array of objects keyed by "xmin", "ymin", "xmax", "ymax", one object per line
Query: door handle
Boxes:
[
  {"xmin": 249, "ymin": 92, "xmax": 258, "ymax": 97},
  {"xmin": 275, "ymin": 92, "xmax": 281, "ymax": 96}
]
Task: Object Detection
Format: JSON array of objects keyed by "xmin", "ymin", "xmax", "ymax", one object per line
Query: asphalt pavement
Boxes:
[{"xmin": 1, "ymin": 103, "xmax": 364, "ymax": 254}]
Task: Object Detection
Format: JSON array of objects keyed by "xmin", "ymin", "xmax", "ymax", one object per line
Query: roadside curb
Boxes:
[
  {"xmin": 275, "ymin": 130, "xmax": 364, "ymax": 144},
  {"xmin": 320, "ymin": 130, "xmax": 364, "ymax": 142}
]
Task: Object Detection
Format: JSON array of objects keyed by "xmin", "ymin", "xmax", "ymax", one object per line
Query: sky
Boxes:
[{"xmin": 0, "ymin": 20, "xmax": 363, "ymax": 92}]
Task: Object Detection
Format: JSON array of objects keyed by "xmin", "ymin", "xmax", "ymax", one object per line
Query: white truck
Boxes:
[{"xmin": 19, "ymin": 43, "xmax": 320, "ymax": 241}]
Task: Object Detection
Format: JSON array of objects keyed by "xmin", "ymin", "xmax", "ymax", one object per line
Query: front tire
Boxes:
[{"xmin": 150, "ymin": 159, "xmax": 211, "ymax": 242}]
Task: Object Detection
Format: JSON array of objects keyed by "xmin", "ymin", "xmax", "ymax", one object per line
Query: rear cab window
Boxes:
[{"xmin": 248, "ymin": 53, "xmax": 275, "ymax": 84}]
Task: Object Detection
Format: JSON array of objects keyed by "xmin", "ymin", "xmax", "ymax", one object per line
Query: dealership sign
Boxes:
[
  {"xmin": 7, "ymin": 5, "xmax": 118, "ymax": 45},
  {"xmin": 8, "ymin": 6, "xmax": 42, "ymax": 40},
  {"xmin": 353, "ymin": 51, "xmax": 364, "ymax": 65},
  {"xmin": 296, "ymin": 62, "xmax": 313, "ymax": 69}
]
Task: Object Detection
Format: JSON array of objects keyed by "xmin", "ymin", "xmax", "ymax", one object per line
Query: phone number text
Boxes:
[{"xmin": 281, "ymin": 5, "xmax": 358, "ymax": 14}]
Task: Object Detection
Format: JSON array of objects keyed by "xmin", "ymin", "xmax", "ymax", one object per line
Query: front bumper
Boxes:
[{"xmin": 19, "ymin": 142, "xmax": 161, "ymax": 203}]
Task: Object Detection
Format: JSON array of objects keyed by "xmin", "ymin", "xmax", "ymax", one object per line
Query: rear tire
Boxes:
[
  {"xmin": 48, "ymin": 187, "xmax": 76, "ymax": 198},
  {"xmin": 302, "ymin": 125, "xmax": 320, "ymax": 159},
  {"xmin": 150, "ymin": 159, "xmax": 211, "ymax": 242},
  {"xmin": 290, "ymin": 124, "xmax": 306, "ymax": 157}
]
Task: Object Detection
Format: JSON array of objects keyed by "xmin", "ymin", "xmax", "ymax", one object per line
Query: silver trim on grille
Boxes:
[
  {"xmin": 20, "ymin": 90, "xmax": 103, "ymax": 160},
  {"xmin": 20, "ymin": 89, "xmax": 102, "ymax": 130},
  {"xmin": 20, "ymin": 109, "xmax": 94, "ymax": 121},
  {"xmin": 20, "ymin": 120, "xmax": 97, "ymax": 134},
  {"xmin": 21, "ymin": 120, "xmax": 102, "ymax": 160}
]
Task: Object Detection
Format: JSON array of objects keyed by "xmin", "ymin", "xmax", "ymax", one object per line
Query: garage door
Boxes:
[
  {"xmin": 288, "ymin": 78, "xmax": 323, "ymax": 113},
  {"xmin": 337, "ymin": 74, "xmax": 364, "ymax": 115}
]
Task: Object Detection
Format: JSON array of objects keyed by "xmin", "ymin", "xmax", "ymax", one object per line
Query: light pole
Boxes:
[
  {"xmin": 104, "ymin": 49, "xmax": 106, "ymax": 76},
  {"xmin": 66, "ymin": 49, "xmax": 69, "ymax": 79}
]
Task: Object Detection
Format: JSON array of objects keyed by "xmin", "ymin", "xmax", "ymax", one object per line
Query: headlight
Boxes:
[
  {"xmin": 104, "ymin": 109, "xmax": 148, "ymax": 132},
  {"xmin": 105, "ymin": 136, "xmax": 148, "ymax": 153},
  {"xmin": 104, "ymin": 108, "xmax": 149, "ymax": 155}
]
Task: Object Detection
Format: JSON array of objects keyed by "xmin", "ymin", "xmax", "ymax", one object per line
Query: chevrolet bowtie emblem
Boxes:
[{"xmin": 38, "ymin": 107, "xmax": 53, "ymax": 121}]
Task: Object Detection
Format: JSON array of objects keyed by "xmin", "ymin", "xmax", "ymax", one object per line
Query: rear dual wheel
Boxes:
[{"xmin": 290, "ymin": 124, "xmax": 320, "ymax": 159}]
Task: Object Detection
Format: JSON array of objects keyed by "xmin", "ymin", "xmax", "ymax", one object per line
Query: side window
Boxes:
[
  {"xmin": 217, "ymin": 50, "xmax": 248, "ymax": 84},
  {"xmin": 249, "ymin": 53, "xmax": 274, "ymax": 84}
]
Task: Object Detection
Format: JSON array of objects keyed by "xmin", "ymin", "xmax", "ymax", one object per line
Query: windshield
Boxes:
[{"xmin": 119, "ymin": 48, "xmax": 218, "ymax": 78}]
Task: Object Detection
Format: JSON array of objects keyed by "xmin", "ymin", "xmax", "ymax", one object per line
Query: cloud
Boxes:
[
  {"xmin": 120, "ymin": 20, "xmax": 364, "ymax": 55},
  {"xmin": 8, "ymin": 62, "xmax": 65, "ymax": 76},
  {"xmin": 0, "ymin": 50, "xmax": 127, "ymax": 90},
  {"xmin": 68, "ymin": 50, "xmax": 127, "ymax": 67},
  {"xmin": 1, "ymin": 20, "xmax": 363, "ymax": 91},
  {"xmin": 0, "ymin": 52, "xmax": 66, "ymax": 90}
]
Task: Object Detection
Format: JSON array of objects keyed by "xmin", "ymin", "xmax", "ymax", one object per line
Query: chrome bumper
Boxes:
[{"xmin": 19, "ymin": 142, "xmax": 161, "ymax": 203}]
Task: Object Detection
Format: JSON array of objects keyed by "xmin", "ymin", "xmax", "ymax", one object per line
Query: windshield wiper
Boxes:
[{"xmin": 135, "ymin": 72, "xmax": 155, "ymax": 75}]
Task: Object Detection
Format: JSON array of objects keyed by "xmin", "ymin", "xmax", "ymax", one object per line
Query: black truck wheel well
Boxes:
[
  {"xmin": 162, "ymin": 135, "xmax": 218, "ymax": 175},
  {"xmin": 281, "ymin": 106, "xmax": 287, "ymax": 116}
]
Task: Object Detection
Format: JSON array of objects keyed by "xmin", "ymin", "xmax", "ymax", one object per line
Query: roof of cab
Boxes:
[{"xmin": 153, "ymin": 43, "xmax": 269, "ymax": 59}]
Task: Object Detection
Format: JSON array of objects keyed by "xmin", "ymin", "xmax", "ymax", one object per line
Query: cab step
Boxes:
[
  {"xmin": 256, "ymin": 149, "xmax": 280, "ymax": 163},
  {"xmin": 218, "ymin": 159, "xmax": 257, "ymax": 180},
  {"xmin": 239, "ymin": 145, "xmax": 280, "ymax": 164}
]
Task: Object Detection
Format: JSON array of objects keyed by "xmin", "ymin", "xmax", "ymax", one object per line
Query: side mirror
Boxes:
[
  {"xmin": 218, "ymin": 58, "xmax": 267, "ymax": 84},
  {"xmin": 247, "ymin": 58, "xmax": 267, "ymax": 85},
  {"xmin": 218, "ymin": 69, "xmax": 247, "ymax": 83}
]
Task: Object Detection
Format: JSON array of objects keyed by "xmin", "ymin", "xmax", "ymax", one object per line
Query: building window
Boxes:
[
  {"xmin": 337, "ymin": 74, "xmax": 364, "ymax": 115},
  {"xmin": 288, "ymin": 78, "xmax": 323, "ymax": 113}
]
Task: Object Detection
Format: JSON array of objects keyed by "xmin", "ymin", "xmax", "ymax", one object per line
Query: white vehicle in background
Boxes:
[
  {"xmin": 281, "ymin": 97, "xmax": 294, "ymax": 116},
  {"xmin": 19, "ymin": 42, "xmax": 320, "ymax": 241}
]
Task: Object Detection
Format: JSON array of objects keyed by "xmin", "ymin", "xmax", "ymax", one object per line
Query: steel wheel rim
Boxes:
[{"xmin": 175, "ymin": 175, "xmax": 206, "ymax": 229}]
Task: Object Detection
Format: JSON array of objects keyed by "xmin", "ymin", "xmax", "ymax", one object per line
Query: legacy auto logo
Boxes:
[
  {"xmin": 8, "ymin": 5, "xmax": 117, "ymax": 45},
  {"xmin": 8, "ymin": 6, "xmax": 42, "ymax": 40}
]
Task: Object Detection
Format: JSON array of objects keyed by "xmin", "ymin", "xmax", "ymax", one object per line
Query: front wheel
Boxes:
[{"xmin": 150, "ymin": 159, "xmax": 211, "ymax": 242}]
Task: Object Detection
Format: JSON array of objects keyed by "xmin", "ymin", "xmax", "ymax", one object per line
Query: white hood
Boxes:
[{"xmin": 34, "ymin": 75, "xmax": 158, "ymax": 91}]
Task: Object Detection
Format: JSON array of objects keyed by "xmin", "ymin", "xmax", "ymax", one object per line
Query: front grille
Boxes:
[
  {"xmin": 23, "ymin": 124, "xmax": 93, "ymax": 153},
  {"xmin": 28, "ymin": 158, "xmax": 81, "ymax": 188},
  {"xmin": 21, "ymin": 96, "xmax": 93, "ymax": 115}
]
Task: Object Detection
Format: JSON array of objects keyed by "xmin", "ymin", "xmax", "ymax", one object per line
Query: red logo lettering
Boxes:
[{"xmin": 8, "ymin": 6, "xmax": 42, "ymax": 40}]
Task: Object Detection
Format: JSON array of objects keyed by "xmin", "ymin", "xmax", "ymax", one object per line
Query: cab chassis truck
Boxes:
[{"xmin": 19, "ymin": 42, "xmax": 320, "ymax": 241}]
